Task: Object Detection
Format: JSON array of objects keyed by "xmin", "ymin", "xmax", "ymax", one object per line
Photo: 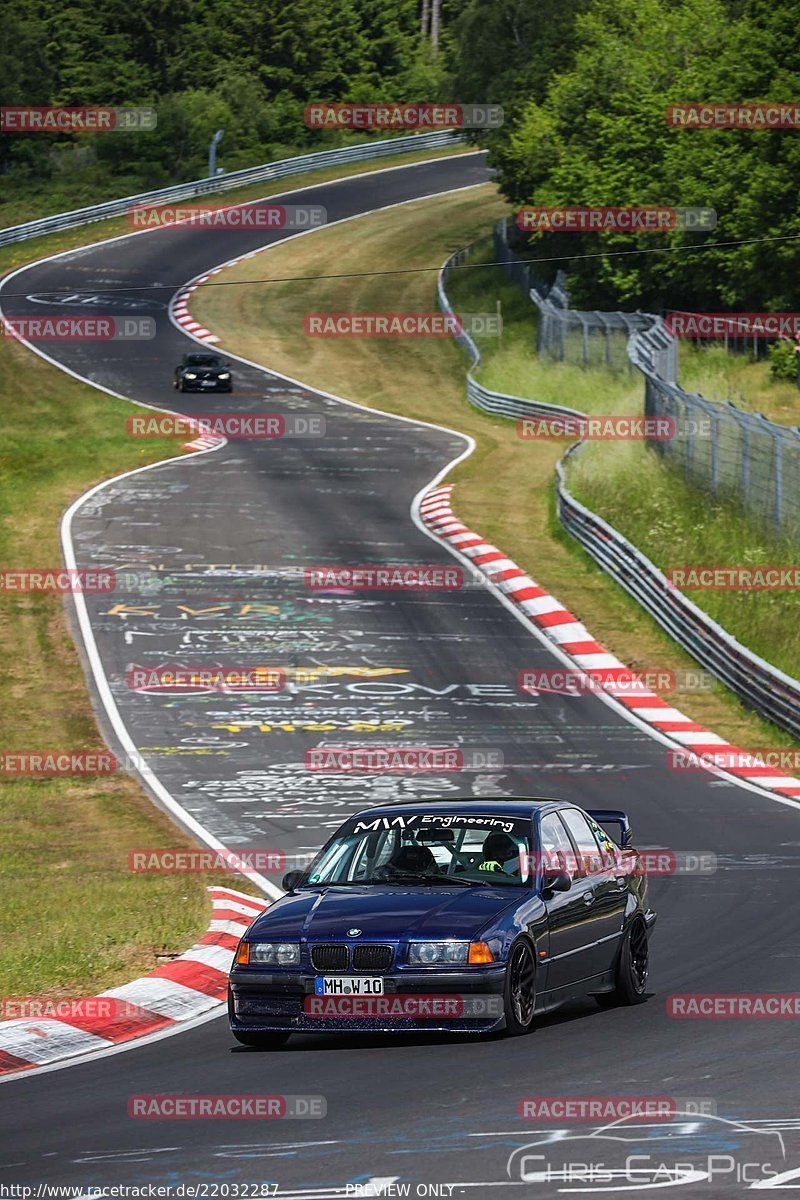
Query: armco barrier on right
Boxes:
[
  {"xmin": 437, "ymin": 245, "xmax": 586, "ymax": 427},
  {"xmin": 443, "ymin": 236, "xmax": 800, "ymax": 740},
  {"xmin": 556, "ymin": 443, "xmax": 800, "ymax": 740}
]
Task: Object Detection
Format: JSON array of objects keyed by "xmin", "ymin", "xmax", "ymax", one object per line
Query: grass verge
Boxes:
[
  {"xmin": 0, "ymin": 337, "xmax": 239, "ymax": 996},
  {"xmin": 193, "ymin": 185, "xmax": 796, "ymax": 754}
]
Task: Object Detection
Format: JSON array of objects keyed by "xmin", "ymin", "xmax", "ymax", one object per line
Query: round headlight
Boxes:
[
  {"xmin": 276, "ymin": 943, "xmax": 297, "ymax": 965},
  {"xmin": 417, "ymin": 943, "xmax": 440, "ymax": 964},
  {"xmin": 250, "ymin": 943, "xmax": 275, "ymax": 964}
]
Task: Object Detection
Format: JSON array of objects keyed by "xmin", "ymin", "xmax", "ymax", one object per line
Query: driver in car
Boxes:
[{"xmin": 478, "ymin": 831, "xmax": 521, "ymax": 875}]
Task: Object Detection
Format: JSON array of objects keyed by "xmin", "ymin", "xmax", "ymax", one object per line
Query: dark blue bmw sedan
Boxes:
[{"xmin": 228, "ymin": 799, "xmax": 657, "ymax": 1047}]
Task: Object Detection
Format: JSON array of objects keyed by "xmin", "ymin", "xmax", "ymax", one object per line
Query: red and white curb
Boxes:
[
  {"xmin": 0, "ymin": 886, "xmax": 267, "ymax": 1077},
  {"xmin": 171, "ymin": 254, "xmax": 261, "ymax": 345},
  {"xmin": 172, "ymin": 270, "xmax": 221, "ymax": 344},
  {"xmin": 420, "ymin": 485, "xmax": 800, "ymax": 799}
]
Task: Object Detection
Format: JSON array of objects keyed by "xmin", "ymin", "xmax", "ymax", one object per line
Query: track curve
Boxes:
[{"xmin": 1, "ymin": 153, "xmax": 799, "ymax": 1197}]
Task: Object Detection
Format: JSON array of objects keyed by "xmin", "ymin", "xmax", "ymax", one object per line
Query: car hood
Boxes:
[{"xmin": 247, "ymin": 886, "xmax": 519, "ymax": 941}]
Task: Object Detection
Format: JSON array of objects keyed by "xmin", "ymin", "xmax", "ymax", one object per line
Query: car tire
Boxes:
[
  {"xmin": 502, "ymin": 939, "xmax": 537, "ymax": 1036},
  {"xmin": 231, "ymin": 1030, "xmax": 291, "ymax": 1049},
  {"xmin": 596, "ymin": 918, "xmax": 649, "ymax": 1007}
]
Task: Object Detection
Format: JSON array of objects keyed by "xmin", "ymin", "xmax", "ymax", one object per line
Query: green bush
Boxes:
[{"xmin": 768, "ymin": 339, "xmax": 798, "ymax": 382}]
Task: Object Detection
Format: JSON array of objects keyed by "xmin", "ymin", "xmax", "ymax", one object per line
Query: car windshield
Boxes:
[
  {"xmin": 304, "ymin": 812, "xmax": 534, "ymax": 887},
  {"xmin": 185, "ymin": 354, "xmax": 221, "ymax": 367}
]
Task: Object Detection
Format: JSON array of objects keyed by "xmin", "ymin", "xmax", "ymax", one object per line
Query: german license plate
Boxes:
[{"xmin": 314, "ymin": 976, "xmax": 384, "ymax": 996}]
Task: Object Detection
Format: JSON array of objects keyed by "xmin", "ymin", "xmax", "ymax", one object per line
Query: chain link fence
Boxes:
[
  {"xmin": 494, "ymin": 218, "xmax": 800, "ymax": 535},
  {"xmin": 494, "ymin": 219, "xmax": 652, "ymax": 373},
  {"xmin": 633, "ymin": 328, "xmax": 800, "ymax": 533}
]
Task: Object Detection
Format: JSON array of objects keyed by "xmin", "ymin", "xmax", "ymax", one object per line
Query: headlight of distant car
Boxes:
[
  {"xmin": 408, "ymin": 940, "xmax": 469, "ymax": 965},
  {"xmin": 236, "ymin": 942, "xmax": 300, "ymax": 966},
  {"xmin": 217, "ymin": 372, "xmax": 230, "ymax": 380},
  {"xmin": 184, "ymin": 372, "xmax": 197, "ymax": 379}
]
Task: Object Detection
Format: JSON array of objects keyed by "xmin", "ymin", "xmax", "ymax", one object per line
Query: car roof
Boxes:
[{"xmin": 350, "ymin": 797, "xmax": 577, "ymax": 822}]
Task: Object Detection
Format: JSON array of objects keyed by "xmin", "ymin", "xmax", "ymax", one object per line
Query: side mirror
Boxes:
[
  {"xmin": 542, "ymin": 870, "xmax": 572, "ymax": 895},
  {"xmin": 282, "ymin": 869, "xmax": 305, "ymax": 893}
]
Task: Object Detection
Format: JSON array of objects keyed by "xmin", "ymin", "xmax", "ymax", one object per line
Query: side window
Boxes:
[
  {"xmin": 539, "ymin": 813, "xmax": 580, "ymax": 880},
  {"xmin": 560, "ymin": 809, "xmax": 606, "ymax": 876}
]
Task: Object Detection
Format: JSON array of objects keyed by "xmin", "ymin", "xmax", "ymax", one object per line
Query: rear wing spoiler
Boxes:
[{"xmin": 586, "ymin": 808, "xmax": 632, "ymax": 849}]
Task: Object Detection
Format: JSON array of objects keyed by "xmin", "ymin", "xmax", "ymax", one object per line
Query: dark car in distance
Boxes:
[
  {"xmin": 228, "ymin": 798, "xmax": 657, "ymax": 1047},
  {"xmin": 173, "ymin": 352, "xmax": 233, "ymax": 392}
]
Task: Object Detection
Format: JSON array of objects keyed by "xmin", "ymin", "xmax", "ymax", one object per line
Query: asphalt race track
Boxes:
[{"xmin": 2, "ymin": 153, "xmax": 800, "ymax": 1196}]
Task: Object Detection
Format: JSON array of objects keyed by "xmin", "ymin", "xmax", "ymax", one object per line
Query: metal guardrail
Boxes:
[
  {"xmin": 0, "ymin": 131, "xmax": 464, "ymax": 248},
  {"xmin": 556, "ymin": 444, "xmax": 800, "ymax": 738},
  {"xmin": 443, "ymin": 234, "xmax": 800, "ymax": 738},
  {"xmin": 437, "ymin": 245, "xmax": 586, "ymax": 424}
]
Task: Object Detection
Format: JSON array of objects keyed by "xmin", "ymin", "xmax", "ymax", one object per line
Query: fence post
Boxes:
[
  {"xmin": 774, "ymin": 431, "xmax": 784, "ymax": 533},
  {"xmin": 709, "ymin": 409, "xmax": 719, "ymax": 494}
]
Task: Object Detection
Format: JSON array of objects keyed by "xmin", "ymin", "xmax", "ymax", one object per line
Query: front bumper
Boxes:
[
  {"xmin": 229, "ymin": 966, "xmax": 507, "ymax": 1034},
  {"xmin": 181, "ymin": 379, "xmax": 232, "ymax": 391}
]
